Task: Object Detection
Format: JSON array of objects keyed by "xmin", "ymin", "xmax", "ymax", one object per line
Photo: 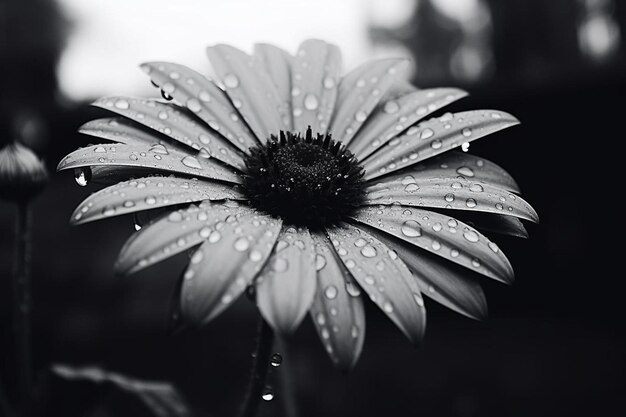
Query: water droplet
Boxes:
[
  {"xmin": 364, "ymin": 275, "xmax": 375, "ymax": 285},
  {"xmin": 360, "ymin": 245, "xmax": 377, "ymax": 258},
  {"xmin": 74, "ymin": 168, "xmax": 91, "ymax": 186},
  {"xmin": 431, "ymin": 240, "xmax": 441, "ymax": 251},
  {"xmin": 383, "ymin": 301, "xmax": 394, "ymax": 313},
  {"xmin": 208, "ymin": 230, "xmax": 222, "ymax": 243},
  {"xmin": 463, "ymin": 230, "xmax": 479, "ymax": 242},
  {"xmin": 223, "ymin": 73, "xmax": 239, "ymax": 88},
  {"xmin": 233, "ymin": 237, "xmax": 250, "ymax": 251},
  {"xmin": 404, "ymin": 183, "xmax": 420, "ymax": 193},
  {"xmin": 273, "ymin": 257, "xmax": 288, "ymax": 272},
  {"xmin": 182, "ymin": 155, "xmax": 203, "ymax": 169},
  {"xmin": 304, "ymin": 93, "xmax": 319, "ymax": 110},
  {"xmin": 346, "ymin": 282, "xmax": 361, "ymax": 297},
  {"xmin": 261, "ymin": 387, "xmax": 274, "ymax": 401},
  {"xmin": 430, "ymin": 139, "xmax": 442, "ymax": 149},
  {"xmin": 383, "ymin": 100, "xmax": 400, "ymax": 114},
  {"xmin": 314, "ymin": 254, "xmax": 327, "ymax": 271},
  {"xmin": 354, "ymin": 111, "xmax": 367, "ymax": 123},
  {"xmin": 324, "ymin": 285, "xmax": 338, "ymax": 300},
  {"xmin": 450, "ymin": 248, "xmax": 460, "ymax": 257},
  {"xmin": 465, "ymin": 198, "xmax": 477, "ymax": 208},
  {"xmin": 420, "ymin": 128, "xmax": 434, "ymax": 140},
  {"xmin": 456, "ymin": 166, "xmax": 474, "ymax": 177},
  {"xmin": 444, "ymin": 193, "xmax": 455, "ymax": 202},
  {"xmin": 99, "ymin": 205, "xmax": 115, "ymax": 217},
  {"xmin": 190, "ymin": 250, "xmax": 204, "ymax": 264},
  {"xmin": 150, "ymin": 144, "xmax": 169, "ymax": 155},
  {"xmin": 462, "ymin": 127, "xmax": 472, "ymax": 137},
  {"xmin": 187, "ymin": 98, "xmax": 202, "ymax": 113},
  {"xmin": 354, "ymin": 238, "xmax": 367, "ymax": 248},
  {"xmin": 432, "ymin": 222, "xmax": 442, "ymax": 232},
  {"xmin": 401, "ymin": 175, "xmax": 416, "ymax": 185},
  {"xmin": 114, "ymin": 99, "xmax": 129, "ymax": 110},
  {"xmin": 401, "ymin": 220, "xmax": 422, "ymax": 237},
  {"xmin": 469, "ymin": 184, "xmax": 484, "ymax": 193},
  {"xmin": 270, "ymin": 353, "xmax": 282, "ymax": 367}
]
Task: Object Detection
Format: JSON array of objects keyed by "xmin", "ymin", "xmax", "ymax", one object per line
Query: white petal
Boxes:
[
  {"xmin": 309, "ymin": 232, "xmax": 365, "ymax": 370},
  {"xmin": 291, "ymin": 39, "xmax": 342, "ymax": 135},
  {"xmin": 206, "ymin": 44, "xmax": 290, "ymax": 141},
  {"xmin": 326, "ymin": 222, "xmax": 426, "ymax": 344},
  {"xmin": 92, "ymin": 96, "xmax": 245, "ymax": 170},
  {"xmin": 253, "ymin": 43, "xmax": 294, "ymax": 130},
  {"xmin": 363, "ymin": 109, "xmax": 519, "ymax": 180},
  {"xmin": 140, "ymin": 62, "xmax": 259, "ymax": 151},
  {"xmin": 364, "ymin": 177, "xmax": 539, "ymax": 223},
  {"xmin": 181, "ymin": 212, "xmax": 282, "ymax": 324},
  {"xmin": 116, "ymin": 201, "xmax": 251, "ymax": 275},
  {"xmin": 71, "ymin": 176, "xmax": 244, "ymax": 225},
  {"xmin": 350, "ymin": 205, "xmax": 514, "ymax": 284},
  {"xmin": 329, "ymin": 58, "xmax": 409, "ymax": 145},
  {"xmin": 349, "ymin": 88, "xmax": 467, "ymax": 160},
  {"xmin": 256, "ymin": 226, "xmax": 317, "ymax": 334}
]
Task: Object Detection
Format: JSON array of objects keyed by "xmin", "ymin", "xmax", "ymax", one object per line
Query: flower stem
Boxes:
[
  {"xmin": 239, "ymin": 316, "xmax": 274, "ymax": 417},
  {"xmin": 276, "ymin": 336, "xmax": 298, "ymax": 417},
  {"xmin": 12, "ymin": 201, "xmax": 33, "ymax": 405}
]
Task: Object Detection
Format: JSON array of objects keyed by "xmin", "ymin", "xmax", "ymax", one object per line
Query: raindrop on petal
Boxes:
[
  {"xmin": 270, "ymin": 353, "xmax": 282, "ymax": 367},
  {"xmin": 401, "ymin": 220, "xmax": 422, "ymax": 237},
  {"xmin": 223, "ymin": 73, "xmax": 240, "ymax": 88},
  {"xmin": 304, "ymin": 93, "xmax": 319, "ymax": 110}
]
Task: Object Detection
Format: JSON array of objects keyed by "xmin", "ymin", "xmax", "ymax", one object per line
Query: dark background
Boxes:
[{"xmin": 1, "ymin": 1, "xmax": 624, "ymax": 416}]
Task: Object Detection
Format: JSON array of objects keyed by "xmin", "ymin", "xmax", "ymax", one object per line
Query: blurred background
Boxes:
[{"xmin": 0, "ymin": 0, "xmax": 624, "ymax": 416}]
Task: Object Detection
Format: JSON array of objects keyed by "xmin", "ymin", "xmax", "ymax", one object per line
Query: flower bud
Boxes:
[{"xmin": 0, "ymin": 142, "xmax": 49, "ymax": 202}]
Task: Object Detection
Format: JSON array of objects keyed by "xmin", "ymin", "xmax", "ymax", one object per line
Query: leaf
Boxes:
[
  {"xmin": 366, "ymin": 150, "xmax": 520, "ymax": 193},
  {"xmin": 71, "ymin": 176, "xmax": 244, "ymax": 225},
  {"xmin": 325, "ymin": 222, "xmax": 426, "ymax": 344},
  {"xmin": 363, "ymin": 110, "xmax": 520, "ymax": 180},
  {"xmin": 92, "ymin": 96, "xmax": 246, "ymax": 170},
  {"xmin": 362, "ymin": 226, "xmax": 488, "ymax": 320},
  {"xmin": 140, "ymin": 61, "xmax": 258, "ymax": 151},
  {"xmin": 291, "ymin": 39, "xmax": 342, "ymax": 135},
  {"xmin": 348, "ymin": 88, "xmax": 467, "ymax": 160},
  {"xmin": 116, "ymin": 201, "xmax": 251, "ymax": 275},
  {"xmin": 51, "ymin": 364, "xmax": 191, "ymax": 417},
  {"xmin": 206, "ymin": 44, "xmax": 290, "ymax": 141},
  {"xmin": 309, "ymin": 232, "xmax": 366, "ymax": 371},
  {"xmin": 350, "ymin": 205, "xmax": 514, "ymax": 284},
  {"xmin": 256, "ymin": 226, "xmax": 317, "ymax": 334},
  {"xmin": 181, "ymin": 212, "xmax": 282, "ymax": 325},
  {"xmin": 364, "ymin": 177, "xmax": 539, "ymax": 223},
  {"xmin": 57, "ymin": 142, "xmax": 241, "ymax": 184},
  {"xmin": 329, "ymin": 58, "xmax": 409, "ymax": 145}
]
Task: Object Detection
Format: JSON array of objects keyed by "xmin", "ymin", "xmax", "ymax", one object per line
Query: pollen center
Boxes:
[{"xmin": 242, "ymin": 128, "xmax": 365, "ymax": 226}]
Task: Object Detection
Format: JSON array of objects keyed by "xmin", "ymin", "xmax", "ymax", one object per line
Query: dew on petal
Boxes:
[
  {"xmin": 233, "ymin": 237, "xmax": 250, "ymax": 251},
  {"xmin": 304, "ymin": 93, "xmax": 319, "ymax": 110},
  {"xmin": 401, "ymin": 220, "xmax": 422, "ymax": 237},
  {"xmin": 420, "ymin": 128, "xmax": 434, "ymax": 140},
  {"xmin": 114, "ymin": 99, "xmax": 130, "ymax": 110},
  {"xmin": 360, "ymin": 245, "xmax": 377, "ymax": 258},
  {"xmin": 182, "ymin": 155, "xmax": 203, "ymax": 170},
  {"xmin": 223, "ymin": 73, "xmax": 239, "ymax": 88},
  {"xmin": 324, "ymin": 285, "xmax": 338, "ymax": 300},
  {"xmin": 466, "ymin": 198, "xmax": 477, "ymax": 208},
  {"xmin": 456, "ymin": 166, "xmax": 475, "ymax": 177},
  {"xmin": 463, "ymin": 230, "xmax": 479, "ymax": 242}
]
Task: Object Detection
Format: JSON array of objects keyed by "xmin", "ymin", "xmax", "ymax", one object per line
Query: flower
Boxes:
[
  {"xmin": 58, "ymin": 39, "xmax": 538, "ymax": 370},
  {"xmin": 1, "ymin": 142, "xmax": 48, "ymax": 202}
]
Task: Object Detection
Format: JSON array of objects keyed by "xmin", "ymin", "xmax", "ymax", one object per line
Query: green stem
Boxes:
[
  {"xmin": 238, "ymin": 317, "xmax": 274, "ymax": 417},
  {"xmin": 12, "ymin": 201, "xmax": 33, "ymax": 406}
]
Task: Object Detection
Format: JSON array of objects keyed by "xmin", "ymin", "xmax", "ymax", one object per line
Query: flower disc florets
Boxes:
[{"xmin": 242, "ymin": 127, "xmax": 365, "ymax": 226}]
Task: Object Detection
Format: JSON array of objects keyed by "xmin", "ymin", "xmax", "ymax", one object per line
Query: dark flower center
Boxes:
[{"xmin": 241, "ymin": 127, "xmax": 365, "ymax": 226}]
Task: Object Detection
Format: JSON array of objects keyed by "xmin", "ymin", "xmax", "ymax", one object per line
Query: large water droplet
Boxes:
[
  {"xmin": 404, "ymin": 183, "xmax": 420, "ymax": 193},
  {"xmin": 469, "ymin": 184, "xmax": 484, "ymax": 193},
  {"xmin": 355, "ymin": 111, "xmax": 367, "ymax": 122},
  {"xmin": 463, "ymin": 230, "xmax": 479, "ymax": 242},
  {"xmin": 223, "ymin": 73, "xmax": 239, "ymax": 88},
  {"xmin": 187, "ymin": 98, "xmax": 202, "ymax": 113},
  {"xmin": 324, "ymin": 285, "xmax": 338, "ymax": 300},
  {"xmin": 182, "ymin": 155, "xmax": 203, "ymax": 170},
  {"xmin": 315, "ymin": 254, "xmax": 327, "ymax": 271},
  {"xmin": 401, "ymin": 220, "xmax": 422, "ymax": 237},
  {"xmin": 420, "ymin": 128, "xmax": 434, "ymax": 140},
  {"xmin": 208, "ymin": 230, "xmax": 222, "ymax": 243},
  {"xmin": 74, "ymin": 168, "xmax": 91, "ymax": 187},
  {"xmin": 360, "ymin": 245, "xmax": 377, "ymax": 258},
  {"xmin": 270, "ymin": 353, "xmax": 282, "ymax": 367},
  {"xmin": 233, "ymin": 237, "xmax": 250, "ymax": 251},
  {"xmin": 383, "ymin": 100, "xmax": 400, "ymax": 114},
  {"xmin": 345, "ymin": 282, "xmax": 361, "ymax": 297},
  {"xmin": 304, "ymin": 93, "xmax": 319, "ymax": 110},
  {"xmin": 466, "ymin": 198, "xmax": 477, "ymax": 208},
  {"xmin": 456, "ymin": 166, "xmax": 474, "ymax": 177},
  {"xmin": 462, "ymin": 127, "xmax": 472, "ymax": 137},
  {"xmin": 150, "ymin": 144, "xmax": 169, "ymax": 155},
  {"xmin": 114, "ymin": 99, "xmax": 130, "ymax": 110},
  {"xmin": 261, "ymin": 387, "xmax": 274, "ymax": 401}
]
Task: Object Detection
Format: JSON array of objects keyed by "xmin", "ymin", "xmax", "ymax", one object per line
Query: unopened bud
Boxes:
[{"xmin": 0, "ymin": 142, "xmax": 49, "ymax": 202}]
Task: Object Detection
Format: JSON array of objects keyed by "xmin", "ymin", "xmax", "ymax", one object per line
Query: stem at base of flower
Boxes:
[
  {"xmin": 12, "ymin": 201, "xmax": 33, "ymax": 406},
  {"xmin": 239, "ymin": 316, "xmax": 274, "ymax": 417}
]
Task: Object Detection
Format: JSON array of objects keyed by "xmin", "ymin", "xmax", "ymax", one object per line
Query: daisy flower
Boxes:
[{"xmin": 58, "ymin": 39, "xmax": 538, "ymax": 370}]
